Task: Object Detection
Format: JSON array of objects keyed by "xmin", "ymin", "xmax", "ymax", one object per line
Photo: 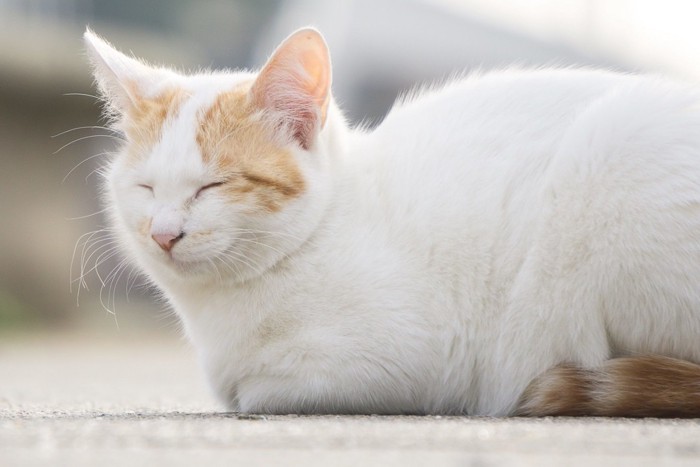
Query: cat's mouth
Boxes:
[{"xmin": 151, "ymin": 243, "xmax": 201, "ymax": 269}]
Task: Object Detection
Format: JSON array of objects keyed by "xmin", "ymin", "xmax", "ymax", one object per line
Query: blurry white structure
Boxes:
[
  {"xmin": 259, "ymin": 0, "xmax": 700, "ymax": 122},
  {"xmin": 433, "ymin": 0, "xmax": 700, "ymax": 82}
]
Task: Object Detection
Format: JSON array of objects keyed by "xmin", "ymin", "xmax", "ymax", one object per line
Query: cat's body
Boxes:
[{"xmin": 85, "ymin": 29, "xmax": 700, "ymax": 416}]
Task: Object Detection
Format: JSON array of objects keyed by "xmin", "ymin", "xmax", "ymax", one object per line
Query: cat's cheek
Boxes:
[
  {"xmin": 137, "ymin": 217, "xmax": 153, "ymax": 240},
  {"xmin": 114, "ymin": 191, "xmax": 155, "ymax": 250}
]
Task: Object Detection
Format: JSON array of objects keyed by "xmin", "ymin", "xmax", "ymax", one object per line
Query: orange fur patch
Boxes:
[
  {"xmin": 124, "ymin": 88, "xmax": 186, "ymax": 159},
  {"xmin": 516, "ymin": 355, "xmax": 700, "ymax": 417},
  {"xmin": 138, "ymin": 217, "xmax": 153, "ymax": 238},
  {"xmin": 196, "ymin": 85, "xmax": 305, "ymax": 213},
  {"xmin": 515, "ymin": 365, "xmax": 596, "ymax": 416}
]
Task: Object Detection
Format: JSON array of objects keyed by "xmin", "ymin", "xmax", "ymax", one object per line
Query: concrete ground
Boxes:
[{"xmin": 3, "ymin": 332, "xmax": 700, "ymax": 466}]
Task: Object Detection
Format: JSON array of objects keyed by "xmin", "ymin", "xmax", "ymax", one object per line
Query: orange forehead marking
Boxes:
[
  {"xmin": 125, "ymin": 87, "xmax": 186, "ymax": 159},
  {"xmin": 196, "ymin": 85, "xmax": 305, "ymax": 212}
]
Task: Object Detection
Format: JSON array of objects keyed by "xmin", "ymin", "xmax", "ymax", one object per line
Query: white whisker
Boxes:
[
  {"xmin": 207, "ymin": 257, "xmax": 224, "ymax": 285},
  {"xmin": 231, "ymin": 236, "xmax": 289, "ymax": 258},
  {"xmin": 53, "ymin": 134, "xmax": 123, "ymax": 154},
  {"xmin": 62, "ymin": 92, "xmax": 102, "ymax": 100},
  {"xmin": 228, "ymin": 227, "xmax": 305, "ymax": 243},
  {"xmin": 72, "ymin": 229, "xmax": 114, "ymax": 303},
  {"xmin": 78, "ymin": 235, "xmax": 115, "ymax": 280},
  {"xmin": 61, "ymin": 151, "xmax": 110, "ymax": 184},
  {"xmin": 52, "ymin": 125, "xmax": 123, "ymax": 139},
  {"xmin": 92, "ymin": 249, "xmax": 122, "ymax": 287},
  {"xmin": 66, "ymin": 207, "xmax": 110, "ymax": 221},
  {"xmin": 217, "ymin": 249, "xmax": 264, "ymax": 277}
]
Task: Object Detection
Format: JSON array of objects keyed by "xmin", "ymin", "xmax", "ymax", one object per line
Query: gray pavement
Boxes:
[{"xmin": 3, "ymin": 332, "xmax": 700, "ymax": 466}]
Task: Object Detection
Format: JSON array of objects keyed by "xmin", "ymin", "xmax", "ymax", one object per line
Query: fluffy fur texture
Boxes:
[{"xmin": 85, "ymin": 27, "xmax": 700, "ymax": 416}]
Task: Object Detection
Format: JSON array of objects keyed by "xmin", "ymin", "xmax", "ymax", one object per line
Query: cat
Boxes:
[{"xmin": 83, "ymin": 27, "xmax": 700, "ymax": 417}]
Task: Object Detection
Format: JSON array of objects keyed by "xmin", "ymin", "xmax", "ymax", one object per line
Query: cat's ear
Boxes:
[
  {"xmin": 83, "ymin": 28, "xmax": 167, "ymax": 115},
  {"xmin": 250, "ymin": 28, "xmax": 331, "ymax": 150}
]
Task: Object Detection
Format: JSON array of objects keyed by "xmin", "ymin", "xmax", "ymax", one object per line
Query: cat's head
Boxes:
[{"xmin": 85, "ymin": 28, "xmax": 341, "ymax": 284}]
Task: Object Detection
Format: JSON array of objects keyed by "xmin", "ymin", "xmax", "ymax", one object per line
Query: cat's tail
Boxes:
[{"xmin": 515, "ymin": 355, "xmax": 700, "ymax": 417}]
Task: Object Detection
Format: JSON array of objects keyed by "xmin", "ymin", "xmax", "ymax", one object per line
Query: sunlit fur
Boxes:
[{"xmin": 85, "ymin": 28, "xmax": 700, "ymax": 416}]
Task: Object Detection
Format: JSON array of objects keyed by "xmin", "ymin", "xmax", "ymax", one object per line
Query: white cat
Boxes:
[{"xmin": 84, "ymin": 27, "xmax": 700, "ymax": 416}]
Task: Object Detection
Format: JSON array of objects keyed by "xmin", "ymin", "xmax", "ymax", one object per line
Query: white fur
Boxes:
[{"xmin": 88, "ymin": 31, "xmax": 700, "ymax": 415}]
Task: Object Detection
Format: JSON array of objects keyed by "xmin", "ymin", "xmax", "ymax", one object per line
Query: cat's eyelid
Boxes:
[
  {"xmin": 138, "ymin": 183, "xmax": 154, "ymax": 192},
  {"xmin": 202, "ymin": 181, "xmax": 226, "ymax": 189},
  {"xmin": 195, "ymin": 180, "xmax": 226, "ymax": 198}
]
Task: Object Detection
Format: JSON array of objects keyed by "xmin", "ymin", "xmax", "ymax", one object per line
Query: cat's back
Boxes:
[
  {"xmin": 350, "ymin": 67, "xmax": 700, "ymax": 233},
  {"xmin": 376, "ymin": 68, "xmax": 626, "ymax": 143},
  {"xmin": 343, "ymin": 69, "xmax": 633, "ymax": 248}
]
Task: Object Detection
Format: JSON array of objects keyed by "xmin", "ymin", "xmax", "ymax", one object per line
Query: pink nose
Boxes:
[{"xmin": 151, "ymin": 232, "xmax": 184, "ymax": 252}]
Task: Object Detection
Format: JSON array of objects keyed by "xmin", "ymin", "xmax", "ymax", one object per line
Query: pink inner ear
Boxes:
[
  {"xmin": 251, "ymin": 29, "xmax": 331, "ymax": 150},
  {"xmin": 299, "ymin": 49, "xmax": 330, "ymax": 123}
]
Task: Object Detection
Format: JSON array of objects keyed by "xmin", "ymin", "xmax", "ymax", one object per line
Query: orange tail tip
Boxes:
[{"xmin": 516, "ymin": 355, "xmax": 700, "ymax": 417}]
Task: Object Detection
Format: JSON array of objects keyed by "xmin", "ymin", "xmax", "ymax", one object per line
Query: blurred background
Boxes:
[{"xmin": 3, "ymin": 0, "xmax": 700, "ymax": 338}]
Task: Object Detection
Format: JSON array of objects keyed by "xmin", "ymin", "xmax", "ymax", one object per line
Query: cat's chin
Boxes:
[
  {"xmin": 143, "ymin": 250, "xmax": 222, "ymax": 281},
  {"xmin": 167, "ymin": 256, "xmax": 211, "ymax": 276},
  {"xmin": 149, "ymin": 250, "xmax": 254, "ymax": 284}
]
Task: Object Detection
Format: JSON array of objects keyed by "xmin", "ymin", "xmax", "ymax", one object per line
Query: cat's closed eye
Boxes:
[
  {"xmin": 195, "ymin": 181, "xmax": 225, "ymax": 198},
  {"xmin": 138, "ymin": 184, "xmax": 154, "ymax": 194}
]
